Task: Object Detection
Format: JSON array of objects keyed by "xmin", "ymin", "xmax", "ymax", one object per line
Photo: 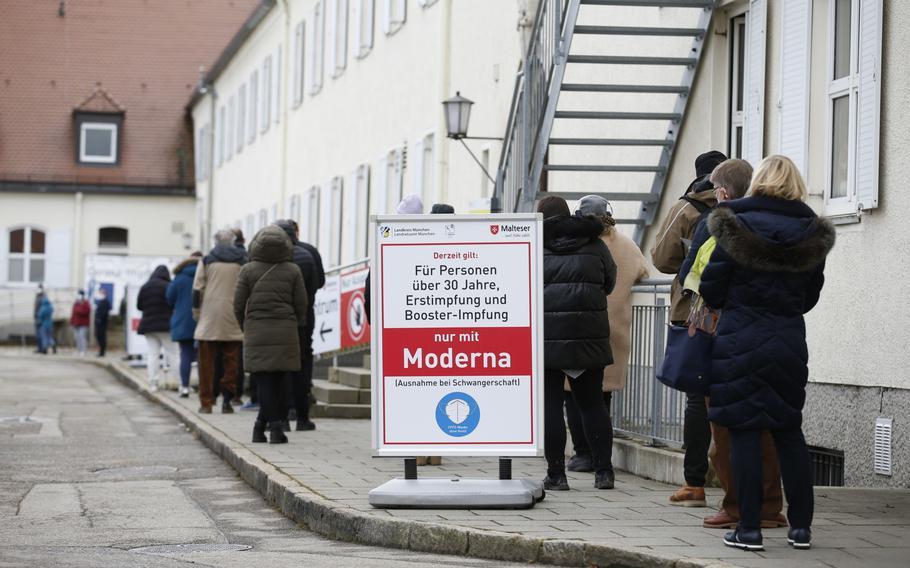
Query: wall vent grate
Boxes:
[
  {"xmin": 874, "ymin": 417, "xmax": 893, "ymax": 476},
  {"xmin": 808, "ymin": 446, "xmax": 845, "ymax": 486}
]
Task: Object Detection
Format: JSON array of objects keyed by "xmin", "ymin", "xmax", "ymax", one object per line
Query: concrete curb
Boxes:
[{"xmin": 21, "ymin": 353, "xmax": 736, "ymax": 568}]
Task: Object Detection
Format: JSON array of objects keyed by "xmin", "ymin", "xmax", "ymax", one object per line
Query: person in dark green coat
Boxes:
[{"xmin": 233, "ymin": 225, "xmax": 308, "ymax": 444}]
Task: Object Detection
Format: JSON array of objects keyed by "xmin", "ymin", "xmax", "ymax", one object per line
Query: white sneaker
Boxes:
[
  {"xmin": 149, "ymin": 382, "xmax": 160, "ymax": 393},
  {"xmin": 179, "ymin": 387, "xmax": 190, "ymax": 398}
]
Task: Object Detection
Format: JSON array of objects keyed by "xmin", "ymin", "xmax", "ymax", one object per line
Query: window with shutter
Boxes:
[
  {"xmin": 383, "ymin": 0, "xmax": 406, "ymax": 36},
  {"xmin": 215, "ymin": 105, "xmax": 225, "ymax": 167},
  {"xmin": 741, "ymin": 0, "xmax": 766, "ymax": 166},
  {"xmin": 248, "ymin": 71, "xmax": 259, "ymax": 143},
  {"xmin": 352, "ymin": 0, "xmax": 374, "ymax": 59},
  {"xmin": 305, "ymin": 186, "xmax": 321, "ymax": 244},
  {"xmin": 237, "ymin": 85, "xmax": 246, "ymax": 153},
  {"xmin": 376, "ymin": 155, "xmax": 389, "ymax": 214},
  {"xmin": 261, "ymin": 56, "xmax": 272, "ymax": 133},
  {"xmin": 273, "ymin": 45, "xmax": 282, "ymax": 125},
  {"xmin": 778, "ymin": 0, "xmax": 811, "ymax": 176},
  {"xmin": 308, "ymin": 2, "xmax": 325, "ymax": 95},
  {"xmin": 825, "ymin": 0, "xmax": 881, "ymax": 216},
  {"xmin": 329, "ymin": 0, "xmax": 348, "ymax": 77},
  {"xmin": 292, "ymin": 21, "xmax": 305, "ymax": 107},
  {"xmin": 727, "ymin": 14, "xmax": 746, "ymax": 159},
  {"xmin": 226, "ymin": 96, "xmax": 235, "ymax": 161}
]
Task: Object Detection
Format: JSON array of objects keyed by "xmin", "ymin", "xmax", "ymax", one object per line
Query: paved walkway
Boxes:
[{"xmin": 5, "ymin": 350, "xmax": 909, "ymax": 568}]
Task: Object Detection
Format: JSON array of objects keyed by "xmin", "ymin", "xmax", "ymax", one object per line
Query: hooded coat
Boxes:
[
  {"xmin": 166, "ymin": 258, "xmax": 198, "ymax": 341},
  {"xmin": 700, "ymin": 196, "xmax": 835, "ymax": 431},
  {"xmin": 543, "ymin": 215, "xmax": 617, "ymax": 370},
  {"xmin": 70, "ymin": 298, "xmax": 91, "ymax": 327},
  {"xmin": 36, "ymin": 296, "xmax": 54, "ymax": 331},
  {"xmin": 137, "ymin": 265, "xmax": 172, "ymax": 335},
  {"xmin": 233, "ymin": 225, "xmax": 308, "ymax": 373},
  {"xmin": 192, "ymin": 243, "xmax": 246, "ymax": 341}
]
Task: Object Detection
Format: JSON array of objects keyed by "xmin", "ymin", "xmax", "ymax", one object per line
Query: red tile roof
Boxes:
[{"xmin": 0, "ymin": 0, "xmax": 261, "ymax": 189}]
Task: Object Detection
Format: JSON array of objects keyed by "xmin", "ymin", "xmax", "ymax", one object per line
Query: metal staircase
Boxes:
[{"xmin": 494, "ymin": 0, "xmax": 715, "ymax": 245}]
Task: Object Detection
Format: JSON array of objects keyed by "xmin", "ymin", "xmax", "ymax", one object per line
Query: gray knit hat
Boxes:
[{"xmin": 575, "ymin": 195, "xmax": 613, "ymax": 218}]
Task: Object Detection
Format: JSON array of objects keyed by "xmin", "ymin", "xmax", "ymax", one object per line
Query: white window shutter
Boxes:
[
  {"xmin": 327, "ymin": 0, "xmax": 338, "ymax": 74},
  {"xmin": 352, "ymin": 0, "xmax": 362, "ymax": 58},
  {"xmin": 363, "ymin": 0, "xmax": 374, "ymax": 51},
  {"xmin": 343, "ymin": 169, "xmax": 359, "ymax": 263},
  {"xmin": 337, "ymin": 0, "xmax": 348, "ymax": 73},
  {"xmin": 376, "ymin": 155, "xmax": 388, "ymax": 213},
  {"xmin": 412, "ymin": 138, "xmax": 424, "ymax": 203},
  {"xmin": 742, "ymin": 0, "xmax": 766, "ymax": 167},
  {"xmin": 397, "ymin": 0, "xmax": 407, "ymax": 24},
  {"xmin": 395, "ymin": 147, "xmax": 405, "ymax": 205},
  {"xmin": 855, "ymin": 0, "xmax": 882, "ymax": 210},
  {"xmin": 381, "ymin": 0, "xmax": 391, "ymax": 34},
  {"xmin": 291, "ymin": 22, "xmax": 303, "ymax": 107},
  {"xmin": 777, "ymin": 0, "xmax": 811, "ymax": 176},
  {"xmin": 45, "ymin": 227, "xmax": 72, "ymax": 287},
  {"xmin": 273, "ymin": 45, "xmax": 282, "ymax": 124}
]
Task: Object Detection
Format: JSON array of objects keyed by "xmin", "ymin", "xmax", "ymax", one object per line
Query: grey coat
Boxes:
[{"xmin": 233, "ymin": 226, "xmax": 308, "ymax": 373}]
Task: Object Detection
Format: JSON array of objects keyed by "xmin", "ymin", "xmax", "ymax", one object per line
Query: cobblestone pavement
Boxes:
[{"xmin": 6, "ymin": 350, "xmax": 910, "ymax": 568}]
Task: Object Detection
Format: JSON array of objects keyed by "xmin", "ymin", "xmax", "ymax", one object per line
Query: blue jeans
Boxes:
[
  {"xmin": 178, "ymin": 340, "xmax": 196, "ymax": 388},
  {"xmin": 38, "ymin": 326, "xmax": 54, "ymax": 352}
]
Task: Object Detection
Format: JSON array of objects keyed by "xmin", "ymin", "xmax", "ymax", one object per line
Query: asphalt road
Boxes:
[{"xmin": 0, "ymin": 357, "xmax": 534, "ymax": 568}]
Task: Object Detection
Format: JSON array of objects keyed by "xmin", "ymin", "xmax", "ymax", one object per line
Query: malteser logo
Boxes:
[
  {"xmin": 489, "ymin": 225, "xmax": 500, "ymax": 235},
  {"xmin": 491, "ymin": 224, "xmax": 531, "ymax": 235}
]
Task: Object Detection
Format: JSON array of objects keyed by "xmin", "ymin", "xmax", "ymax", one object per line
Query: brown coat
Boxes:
[
  {"xmin": 649, "ymin": 189, "xmax": 716, "ymax": 323},
  {"xmin": 600, "ymin": 229, "xmax": 650, "ymax": 391},
  {"xmin": 192, "ymin": 255, "xmax": 244, "ymax": 342}
]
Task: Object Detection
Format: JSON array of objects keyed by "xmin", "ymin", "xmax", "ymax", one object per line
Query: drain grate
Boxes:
[
  {"xmin": 93, "ymin": 465, "xmax": 178, "ymax": 476},
  {"xmin": 130, "ymin": 544, "xmax": 252, "ymax": 554}
]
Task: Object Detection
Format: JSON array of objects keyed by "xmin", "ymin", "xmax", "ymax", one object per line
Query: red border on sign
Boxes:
[{"xmin": 379, "ymin": 241, "xmax": 535, "ymax": 446}]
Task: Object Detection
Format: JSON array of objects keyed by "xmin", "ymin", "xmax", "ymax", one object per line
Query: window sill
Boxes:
[{"xmin": 826, "ymin": 211, "xmax": 862, "ymax": 226}]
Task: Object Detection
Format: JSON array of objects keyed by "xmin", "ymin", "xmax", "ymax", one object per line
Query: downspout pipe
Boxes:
[
  {"xmin": 278, "ymin": 0, "xmax": 291, "ymax": 217},
  {"xmin": 437, "ymin": 0, "xmax": 453, "ymax": 204}
]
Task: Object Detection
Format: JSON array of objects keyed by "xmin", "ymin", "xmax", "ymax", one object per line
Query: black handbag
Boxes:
[{"xmin": 655, "ymin": 297, "xmax": 719, "ymax": 395}]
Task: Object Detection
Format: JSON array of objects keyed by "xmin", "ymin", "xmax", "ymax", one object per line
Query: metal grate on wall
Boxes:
[
  {"xmin": 808, "ymin": 446, "xmax": 845, "ymax": 486},
  {"xmin": 874, "ymin": 417, "xmax": 893, "ymax": 476}
]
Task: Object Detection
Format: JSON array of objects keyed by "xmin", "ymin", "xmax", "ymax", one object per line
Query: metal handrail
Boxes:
[{"xmin": 494, "ymin": 0, "xmax": 574, "ymax": 214}]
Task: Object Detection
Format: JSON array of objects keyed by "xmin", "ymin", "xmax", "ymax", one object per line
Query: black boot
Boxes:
[
  {"xmin": 269, "ymin": 425, "xmax": 288, "ymax": 444},
  {"xmin": 252, "ymin": 420, "xmax": 267, "ymax": 443},
  {"xmin": 280, "ymin": 419, "xmax": 290, "ymax": 432},
  {"xmin": 296, "ymin": 419, "xmax": 316, "ymax": 431}
]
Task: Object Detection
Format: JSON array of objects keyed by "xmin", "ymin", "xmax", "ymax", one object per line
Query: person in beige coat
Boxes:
[
  {"xmin": 565, "ymin": 195, "xmax": 649, "ymax": 473},
  {"xmin": 193, "ymin": 229, "xmax": 246, "ymax": 414}
]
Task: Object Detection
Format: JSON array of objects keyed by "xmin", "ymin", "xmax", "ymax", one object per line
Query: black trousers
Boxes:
[
  {"xmin": 255, "ymin": 371, "xmax": 286, "ymax": 425},
  {"xmin": 544, "ymin": 368, "xmax": 613, "ymax": 477},
  {"xmin": 730, "ymin": 427, "xmax": 814, "ymax": 531},
  {"xmin": 286, "ymin": 325, "xmax": 314, "ymax": 422},
  {"xmin": 95, "ymin": 323, "xmax": 108, "ymax": 356},
  {"xmin": 566, "ymin": 390, "xmax": 613, "ymax": 458},
  {"xmin": 683, "ymin": 392, "xmax": 711, "ymax": 487}
]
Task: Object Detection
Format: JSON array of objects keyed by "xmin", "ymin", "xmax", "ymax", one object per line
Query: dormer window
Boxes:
[
  {"xmin": 79, "ymin": 121, "xmax": 118, "ymax": 164},
  {"xmin": 73, "ymin": 88, "xmax": 125, "ymax": 167}
]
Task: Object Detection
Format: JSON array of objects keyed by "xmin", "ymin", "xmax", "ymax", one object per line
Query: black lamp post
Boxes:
[{"xmin": 442, "ymin": 92, "xmax": 502, "ymax": 188}]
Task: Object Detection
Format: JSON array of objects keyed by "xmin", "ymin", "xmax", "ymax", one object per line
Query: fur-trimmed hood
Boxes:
[{"xmin": 707, "ymin": 198, "xmax": 835, "ymax": 273}]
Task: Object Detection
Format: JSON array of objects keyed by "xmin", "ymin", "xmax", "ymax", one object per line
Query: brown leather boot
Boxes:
[{"xmin": 669, "ymin": 485, "xmax": 706, "ymax": 507}]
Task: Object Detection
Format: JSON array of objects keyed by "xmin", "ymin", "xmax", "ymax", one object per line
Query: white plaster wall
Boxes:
[{"xmin": 641, "ymin": 0, "xmax": 910, "ymax": 390}]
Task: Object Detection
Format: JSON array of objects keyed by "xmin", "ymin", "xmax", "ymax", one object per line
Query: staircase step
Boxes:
[
  {"xmin": 545, "ymin": 164, "xmax": 664, "ymax": 173},
  {"xmin": 313, "ymin": 379, "xmax": 368, "ymax": 405},
  {"xmin": 555, "ymin": 110, "xmax": 681, "ymax": 121},
  {"xmin": 615, "ymin": 218, "xmax": 646, "ymax": 225},
  {"xmin": 538, "ymin": 191, "xmax": 658, "ymax": 202},
  {"xmin": 561, "ymin": 83, "xmax": 689, "ymax": 94},
  {"xmin": 310, "ymin": 401, "xmax": 371, "ymax": 419},
  {"xmin": 568, "ymin": 55, "xmax": 697, "ymax": 66},
  {"xmin": 332, "ymin": 366, "xmax": 371, "ymax": 389},
  {"xmin": 549, "ymin": 137, "xmax": 672, "ymax": 146},
  {"xmin": 580, "ymin": 0, "xmax": 715, "ymax": 7},
  {"xmin": 574, "ymin": 25, "xmax": 704, "ymax": 37}
]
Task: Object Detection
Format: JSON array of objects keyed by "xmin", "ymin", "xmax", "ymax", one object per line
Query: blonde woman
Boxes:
[{"xmin": 699, "ymin": 155, "xmax": 835, "ymax": 552}]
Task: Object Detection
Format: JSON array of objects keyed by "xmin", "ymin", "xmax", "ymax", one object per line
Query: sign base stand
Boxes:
[{"xmin": 368, "ymin": 458, "xmax": 545, "ymax": 509}]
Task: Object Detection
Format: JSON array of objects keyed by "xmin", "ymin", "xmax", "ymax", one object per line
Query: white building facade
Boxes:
[
  {"xmin": 641, "ymin": 0, "xmax": 909, "ymax": 486},
  {"xmin": 192, "ymin": 0, "xmax": 529, "ymax": 269}
]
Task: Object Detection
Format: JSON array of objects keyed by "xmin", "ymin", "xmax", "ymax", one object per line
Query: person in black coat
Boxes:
[
  {"xmin": 538, "ymin": 195, "xmax": 618, "ymax": 491},
  {"xmin": 699, "ymin": 156, "xmax": 835, "ymax": 552},
  {"xmin": 276, "ymin": 219, "xmax": 324, "ymax": 431},
  {"xmin": 137, "ymin": 265, "xmax": 176, "ymax": 391},
  {"xmin": 94, "ymin": 288, "xmax": 111, "ymax": 357}
]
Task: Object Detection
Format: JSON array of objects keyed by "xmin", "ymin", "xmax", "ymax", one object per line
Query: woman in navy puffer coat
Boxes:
[
  {"xmin": 167, "ymin": 253, "xmax": 202, "ymax": 397},
  {"xmin": 699, "ymin": 156, "xmax": 835, "ymax": 552}
]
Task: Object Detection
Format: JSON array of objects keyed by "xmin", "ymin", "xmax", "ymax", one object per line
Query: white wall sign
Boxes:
[
  {"xmin": 312, "ymin": 274, "xmax": 341, "ymax": 354},
  {"xmin": 370, "ymin": 214, "xmax": 543, "ymax": 457},
  {"xmin": 83, "ymin": 254, "xmax": 182, "ymax": 316}
]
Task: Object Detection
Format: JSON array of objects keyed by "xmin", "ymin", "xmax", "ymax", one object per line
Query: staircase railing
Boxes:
[{"xmin": 494, "ymin": 0, "xmax": 579, "ymax": 213}]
